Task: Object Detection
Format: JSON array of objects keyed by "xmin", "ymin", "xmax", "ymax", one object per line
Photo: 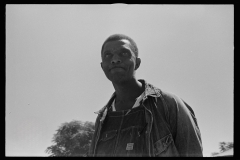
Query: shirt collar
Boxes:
[{"xmin": 94, "ymin": 79, "xmax": 161, "ymax": 115}]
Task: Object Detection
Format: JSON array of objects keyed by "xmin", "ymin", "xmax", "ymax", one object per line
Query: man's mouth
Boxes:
[
  {"xmin": 110, "ymin": 67, "xmax": 125, "ymax": 72},
  {"xmin": 110, "ymin": 66, "xmax": 123, "ymax": 70}
]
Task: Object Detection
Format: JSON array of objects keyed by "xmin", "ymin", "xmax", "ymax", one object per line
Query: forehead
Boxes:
[{"xmin": 103, "ymin": 39, "xmax": 133, "ymax": 53}]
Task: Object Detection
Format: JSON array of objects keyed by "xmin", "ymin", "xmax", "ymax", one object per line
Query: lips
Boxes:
[
  {"xmin": 110, "ymin": 66, "xmax": 125, "ymax": 72},
  {"xmin": 110, "ymin": 66, "xmax": 124, "ymax": 70}
]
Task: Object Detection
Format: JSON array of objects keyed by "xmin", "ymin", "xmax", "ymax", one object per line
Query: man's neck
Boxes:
[{"xmin": 112, "ymin": 78, "xmax": 145, "ymax": 103}]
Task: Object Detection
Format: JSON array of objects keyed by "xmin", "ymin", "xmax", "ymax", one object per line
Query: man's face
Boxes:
[{"xmin": 101, "ymin": 39, "xmax": 140, "ymax": 83}]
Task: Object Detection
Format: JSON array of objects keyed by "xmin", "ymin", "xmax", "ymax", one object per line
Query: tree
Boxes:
[
  {"xmin": 211, "ymin": 141, "xmax": 233, "ymax": 156},
  {"xmin": 45, "ymin": 120, "xmax": 95, "ymax": 157},
  {"xmin": 219, "ymin": 142, "xmax": 233, "ymax": 152}
]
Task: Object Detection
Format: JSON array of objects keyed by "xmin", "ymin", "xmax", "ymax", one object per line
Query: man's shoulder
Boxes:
[
  {"xmin": 149, "ymin": 85, "xmax": 177, "ymax": 104},
  {"xmin": 160, "ymin": 89, "xmax": 177, "ymax": 100},
  {"xmin": 159, "ymin": 89, "xmax": 180, "ymax": 111},
  {"xmin": 143, "ymin": 80, "xmax": 178, "ymax": 106},
  {"xmin": 159, "ymin": 89, "xmax": 186, "ymax": 109},
  {"xmin": 158, "ymin": 88, "xmax": 195, "ymax": 117}
]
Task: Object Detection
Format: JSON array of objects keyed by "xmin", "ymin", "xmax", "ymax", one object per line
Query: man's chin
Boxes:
[{"xmin": 109, "ymin": 76, "xmax": 127, "ymax": 84}]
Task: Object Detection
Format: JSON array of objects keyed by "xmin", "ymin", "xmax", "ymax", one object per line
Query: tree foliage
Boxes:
[
  {"xmin": 219, "ymin": 142, "xmax": 233, "ymax": 152},
  {"xmin": 45, "ymin": 120, "xmax": 95, "ymax": 157},
  {"xmin": 211, "ymin": 141, "xmax": 233, "ymax": 156}
]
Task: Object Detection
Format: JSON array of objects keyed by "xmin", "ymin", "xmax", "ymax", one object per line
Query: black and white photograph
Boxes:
[{"xmin": 6, "ymin": 4, "xmax": 233, "ymax": 157}]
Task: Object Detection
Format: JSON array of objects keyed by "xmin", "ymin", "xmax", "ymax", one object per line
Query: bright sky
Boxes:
[{"xmin": 6, "ymin": 4, "xmax": 233, "ymax": 157}]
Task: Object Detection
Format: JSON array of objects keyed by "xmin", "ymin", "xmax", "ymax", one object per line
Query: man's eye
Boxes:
[{"xmin": 104, "ymin": 53, "xmax": 111, "ymax": 57}]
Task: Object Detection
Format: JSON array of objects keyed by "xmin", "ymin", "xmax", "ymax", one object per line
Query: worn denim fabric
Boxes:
[
  {"xmin": 88, "ymin": 79, "xmax": 203, "ymax": 157},
  {"xmin": 95, "ymin": 106, "xmax": 147, "ymax": 157}
]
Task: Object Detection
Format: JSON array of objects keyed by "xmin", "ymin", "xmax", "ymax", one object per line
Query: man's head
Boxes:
[
  {"xmin": 101, "ymin": 34, "xmax": 138, "ymax": 58},
  {"xmin": 100, "ymin": 34, "xmax": 141, "ymax": 84}
]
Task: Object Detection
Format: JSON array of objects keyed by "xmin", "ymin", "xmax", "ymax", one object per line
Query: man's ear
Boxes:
[
  {"xmin": 135, "ymin": 58, "xmax": 141, "ymax": 70},
  {"xmin": 100, "ymin": 62, "xmax": 103, "ymax": 69}
]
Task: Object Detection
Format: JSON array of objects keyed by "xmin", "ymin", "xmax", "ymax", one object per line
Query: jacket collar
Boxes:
[{"xmin": 94, "ymin": 79, "xmax": 161, "ymax": 115}]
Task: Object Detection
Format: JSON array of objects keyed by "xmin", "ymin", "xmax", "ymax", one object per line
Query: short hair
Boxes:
[{"xmin": 101, "ymin": 34, "xmax": 138, "ymax": 58}]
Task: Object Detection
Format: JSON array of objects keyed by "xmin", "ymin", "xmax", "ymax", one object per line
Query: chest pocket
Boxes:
[
  {"xmin": 96, "ymin": 130, "xmax": 118, "ymax": 156},
  {"xmin": 154, "ymin": 134, "xmax": 178, "ymax": 156}
]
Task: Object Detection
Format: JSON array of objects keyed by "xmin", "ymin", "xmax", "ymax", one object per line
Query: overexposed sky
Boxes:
[{"xmin": 6, "ymin": 4, "xmax": 233, "ymax": 157}]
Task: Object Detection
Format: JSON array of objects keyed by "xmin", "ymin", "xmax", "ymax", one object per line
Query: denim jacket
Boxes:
[{"xmin": 88, "ymin": 80, "xmax": 203, "ymax": 157}]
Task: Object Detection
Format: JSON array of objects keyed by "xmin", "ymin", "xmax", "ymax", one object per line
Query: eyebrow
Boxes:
[
  {"xmin": 120, "ymin": 48, "xmax": 130, "ymax": 52},
  {"xmin": 102, "ymin": 48, "xmax": 131, "ymax": 56},
  {"xmin": 102, "ymin": 50, "xmax": 112, "ymax": 56}
]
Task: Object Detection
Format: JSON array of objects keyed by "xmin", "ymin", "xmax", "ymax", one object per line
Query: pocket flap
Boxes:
[
  {"xmin": 154, "ymin": 134, "xmax": 173, "ymax": 155},
  {"xmin": 100, "ymin": 130, "xmax": 117, "ymax": 142}
]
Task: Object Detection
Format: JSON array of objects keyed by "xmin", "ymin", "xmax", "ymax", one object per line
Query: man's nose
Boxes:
[{"xmin": 111, "ymin": 54, "xmax": 121, "ymax": 64}]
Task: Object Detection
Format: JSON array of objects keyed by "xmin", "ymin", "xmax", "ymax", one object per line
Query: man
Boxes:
[{"xmin": 88, "ymin": 34, "xmax": 203, "ymax": 157}]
